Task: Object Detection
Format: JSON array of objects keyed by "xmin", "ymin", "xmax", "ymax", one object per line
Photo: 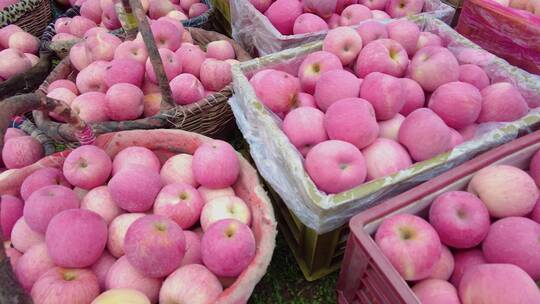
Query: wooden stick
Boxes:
[
  {"xmin": 128, "ymin": 0, "xmax": 175, "ymax": 107},
  {"xmin": 0, "ymin": 93, "xmax": 41, "ymax": 151}
]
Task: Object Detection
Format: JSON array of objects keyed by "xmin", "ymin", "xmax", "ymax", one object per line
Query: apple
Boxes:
[
  {"xmin": 124, "ymin": 215, "xmax": 186, "ymax": 278},
  {"xmin": 153, "ymin": 183, "xmax": 203, "ymax": 229},
  {"xmin": 189, "ymin": 3, "xmax": 209, "ymax": 17},
  {"xmin": 468, "ymin": 165, "xmax": 538, "ymax": 217},
  {"xmin": 5, "ymin": 245, "xmax": 21, "ymax": 268},
  {"xmin": 200, "ymin": 195, "xmax": 251, "ymax": 231},
  {"xmin": 181, "ymin": 231, "xmax": 202, "ymax": 266},
  {"xmin": 105, "ymin": 58, "xmax": 145, "ymax": 88},
  {"xmin": 148, "ymin": 0, "xmax": 175, "ymax": 19},
  {"xmin": 70, "ymin": 42, "xmax": 91, "ymax": 72},
  {"xmin": 336, "ymin": 0, "xmax": 358, "ymax": 13},
  {"xmin": 482, "ymin": 217, "xmax": 540, "ymax": 280},
  {"xmin": 201, "ymin": 219, "xmax": 256, "ymax": 277},
  {"xmin": 359, "ymin": 0, "xmax": 387, "ymax": 9},
  {"xmin": 112, "ymin": 146, "xmax": 160, "ymax": 175},
  {"xmin": 10, "ymin": 218, "xmax": 44, "ymax": 253},
  {"xmin": 175, "ymin": 43, "xmax": 206, "ymax": 78},
  {"xmin": 293, "ymin": 13, "xmax": 328, "ymax": 35},
  {"xmin": 4, "ymin": 128, "xmax": 26, "ymax": 142},
  {"xmin": 114, "ymin": 40, "xmax": 149, "ymax": 64},
  {"xmin": 63, "ymin": 145, "xmax": 112, "ymax": 190},
  {"xmin": 80, "ymin": 0, "xmax": 102, "ymax": 24},
  {"xmin": 450, "ymin": 249, "xmax": 486, "ymax": 287},
  {"xmin": 107, "ymin": 213, "xmax": 145, "ymax": 258},
  {"xmin": 355, "ymin": 39, "xmax": 409, "ymax": 78},
  {"xmin": 108, "ymin": 167, "xmax": 162, "ymax": 212},
  {"xmin": 192, "ymin": 140, "xmax": 240, "ymax": 189},
  {"xmin": 166, "ymin": 10, "xmax": 188, "ymax": 21},
  {"xmin": 339, "ymin": 4, "xmax": 372, "ymax": 26},
  {"xmin": 459, "ymin": 264, "xmax": 540, "ymax": 304},
  {"xmin": 416, "ymin": 31, "xmax": 442, "ymax": 52},
  {"xmin": 101, "ymin": 1, "xmax": 121, "ymax": 29},
  {"xmin": 68, "ymin": 16, "xmax": 97, "ymax": 38},
  {"xmin": 283, "ymin": 107, "xmax": 327, "ymax": 156},
  {"xmin": 1, "ymin": 136, "xmax": 43, "ymax": 169},
  {"xmin": 409, "ymin": 46, "xmax": 460, "ymax": 92},
  {"xmin": 91, "ymin": 288, "xmax": 151, "ymax": 304},
  {"xmin": 23, "ymin": 185, "xmax": 79, "ymax": 234},
  {"xmin": 298, "ymin": 51, "xmax": 342, "ymax": 95},
  {"xmin": 314, "ymin": 70, "xmax": 361, "ymax": 111},
  {"xmin": 477, "ymin": 82, "xmax": 528, "ymax": 123},
  {"xmin": 48, "ymin": 80, "xmax": 78, "ymax": 95},
  {"xmin": 385, "ymin": 0, "xmax": 424, "ymax": 17},
  {"xmin": 356, "ymin": 21, "xmax": 388, "ymax": 46},
  {"xmin": 360, "ymin": 72, "xmax": 405, "ymax": 120},
  {"xmin": 428, "ymin": 81, "xmax": 482, "ymax": 129},
  {"xmin": 85, "ymin": 32, "xmax": 122, "ymax": 62},
  {"xmin": 361, "ymin": 138, "xmax": 412, "ymax": 180},
  {"xmin": 8, "ymin": 31, "xmax": 40, "ymax": 54},
  {"xmin": 81, "ymin": 186, "xmax": 123, "ymax": 225},
  {"xmin": 31, "ymin": 267, "xmax": 100, "ymax": 304},
  {"xmin": 206, "ymin": 40, "xmax": 235, "ymax": 61},
  {"xmin": 143, "ymin": 93, "xmax": 162, "ymax": 117},
  {"xmin": 146, "ymin": 48, "xmax": 182, "ymax": 83},
  {"xmin": 159, "ymin": 264, "xmax": 222, "ymax": 304},
  {"xmin": 83, "ymin": 27, "xmax": 108, "ymax": 39},
  {"xmin": 375, "ymin": 213, "xmax": 442, "ymax": 281},
  {"xmin": 0, "ymin": 195, "xmax": 23, "ymax": 238},
  {"xmin": 305, "ymin": 140, "xmax": 366, "ymax": 194},
  {"xmin": 170, "ymin": 73, "xmax": 205, "ymax": 105},
  {"xmin": 322, "ymin": 26, "xmax": 363, "ymax": 66},
  {"xmin": 458, "ymin": 64, "xmax": 490, "ymax": 90},
  {"xmin": 106, "ymin": 256, "xmax": 163, "ymax": 303},
  {"xmin": 428, "ymin": 245, "xmax": 454, "ymax": 281},
  {"xmin": 90, "ymin": 251, "xmax": 116, "ymax": 290},
  {"xmin": 0, "ymin": 24, "xmax": 23, "ymax": 48},
  {"xmin": 371, "ymin": 9, "xmax": 391, "ymax": 19},
  {"xmin": 76, "ymin": 60, "xmax": 109, "ymax": 93},
  {"xmin": 290, "ymin": 92, "xmax": 317, "ymax": 110},
  {"xmin": 252, "ymin": 69, "xmax": 301, "ymax": 113},
  {"xmin": 0, "ymin": 49, "xmax": 31, "ymax": 79},
  {"xmin": 387, "ymin": 20, "xmax": 420, "ymax": 56},
  {"xmin": 399, "ymin": 78, "xmax": 425, "ymax": 116},
  {"xmin": 326, "ymin": 13, "xmax": 341, "ymax": 28},
  {"xmin": 105, "ymin": 83, "xmax": 145, "ymax": 121},
  {"xmin": 197, "ymin": 186, "xmax": 235, "ymax": 204},
  {"xmin": 71, "ymin": 92, "xmax": 109, "ymax": 123},
  {"xmin": 248, "ymin": 0, "xmax": 272, "ymax": 12},
  {"xmin": 200, "ymin": 59, "xmax": 232, "ymax": 92},
  {"xmin": 378, "ymin": 113, "xmax": 404, "ymax": 141},
  {"xmin": 264, "ymin": 0, "xmax": 303, "ymax": 35},
  {"xmin": 412, "ymin": 279, "xmax": 460, "ymax": 304},
  {"xmin": 160, "ymin": 153, "xmax": 197, "ymax": 186},
  {"xmin": 15, "ymin": 243, "xmax": 55, "ymax": 292},
  {"xmin": 303, "ymin": 0, "xmax": 337, "ymax": 18}
]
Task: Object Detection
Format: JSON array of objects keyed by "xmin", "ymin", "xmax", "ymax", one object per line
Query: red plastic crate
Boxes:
[{"xmin": 336, "ymin": 130, "xmax": 540, "ymax": 304}]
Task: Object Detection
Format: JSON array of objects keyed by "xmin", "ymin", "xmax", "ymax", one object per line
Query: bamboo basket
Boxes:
[{"xmin": 0, "ymin": 0, "xmax": 52, "ymax": 37}]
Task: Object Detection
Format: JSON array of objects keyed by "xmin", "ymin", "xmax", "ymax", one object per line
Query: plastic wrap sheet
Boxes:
[
  {"xmin": 230, "ymin": 0, "xmax": 455, "ymax": 56},
  {"xmin": 230, "ymin": 15, "xmax": 540, "ymax": 234},
  {"xmin": 456, "ymin": 0, "xmax": 540, "ymax": 75}
]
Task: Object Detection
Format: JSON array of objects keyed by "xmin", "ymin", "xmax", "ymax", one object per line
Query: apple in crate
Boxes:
[
  {"xmin": 201, "ymin": 219, "xmax": 256, "ymax": 277},
  {"xmin": 362, "ymin": 138, "xmax": 412, "ymax": 180},
  {"xmin": 450, "ymin": 249, "xmax": 486, "ymax": 288},
  {"xmin": 409, "ymin": 46, "xmax": 460, "ymax": 92},
  {"xmin": 108, "ymin": 167, "xmax": 162, "ymax": 212},
  {"xmin": 105, "ymin": 256, "xmax": 162, "ymax": 303},
  {"xmin": 283, "ymin": 107, "xmax": 328, "ymax": 156},
  {"xmin": 159, "ymin": 264, "xmax": 223, "ymax": 304},
  {"xmin": 293, "ymin": 13, "xmax": 328, "ymax": 35},
  {"xmin": 114, "ymin": 40, "xmax": 149, "ymax": 64},
  {"xmin": 298, "ymin": 51, "xmax": 343, "ymax": 95},
  {"xmin": 355, "ymin": 39, "xmax": 408, "ymax": 78},
  {"xmin": 91, "ymin": 251, "xmax": 116, "ymax": 290},
  {"xmin": 63, "ymin": 145, "xmax": 112, "ymax": 190},
  {"xmin": 160, "ymin": 154, "xmax": 197, "ymax": 186},
  {"xmin": 181, "ymin": 231, "xmax": 202, "ymax": 266},
  {"xmin": 264, "ymin": 0, "xmax": 303, "ymax": 35},
  {"xmin": 314, "ymin": 70, "xmax": 361, "ymax": 111},
  {"xmin": 252, "ymin": 69, "xmax": 301, "ymax": 113},
  {"xmin": 192, "ymin": 140, "xmax": 240, "ymax": 189},
  {"xmin": 360, "ymin": 72, "xmax": 405, "ymax": 120},
  {"xmin": 31, "ymin": 267, "xmax": 100, "ymax": 304},
  {"xmin": 416, "ymin": 32, "xmax": 442, "ymax": 51},
  {"xmin": 458, "ymin": 64, "xmax": 490, "ymax": 90},
  {"xmin": 20, "ymin": 167, "xmax": 70, "ymax": 200},
  {"xmin": 385, "ymin": 0, "xmax": 424, "ymax": 18},
  {"xmin": 459, "ymin": 264, "xmax": 540, "ymax": 304},
  {"xmin": 477, "ymin": 82, "xmax": 528, "ymax": 123},
  {"xmin": 339, "ymin": 4, "xmax": 372, "ymax": 26},
  {"xmin": 428, "ymin": 245, "xmax": 454, "ymax": 281},
  {"xmin": 322, "ymin": 27, "xmax": 363, "ymax": 66},
  {"xmin": 92, "ymin": 288, "xmax": 151, "ymax": 304},
  {"xmin": 375, "ymin": 214, "xmax": 442, "ymax": 281},
  {"xmin": 356, "ymin": 21, "xmax": 388, "ymax": 45},
  {"xmin": 15, "ymin": 243, "xmax": 55, "ymax": 292},
  {"xmin": 378, "ymin": 114, "xmax": 405, "ymax": 141},
  {"xmin": 200, "ymin": 196, "xmax": 251, "ymax": 231},
  {"xmin": 387, "ymin": 20, "xmax": 420, "ymax": 56},
  {"xmin": 154, "ymin": 183, "xmax": 203, "ymax": 229},
  {"xmin": 412, "ymin": 279, "xmax": 460, "ymax": 304},
  {"xmin": 112, "ymin": 146, "xmax": 160, "ymax": 175}
]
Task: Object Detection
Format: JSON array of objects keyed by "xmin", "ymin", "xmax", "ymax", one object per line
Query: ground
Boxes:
[{"xmin": 249, "ymin": 234, "xmax": 339, "ymax": 304}]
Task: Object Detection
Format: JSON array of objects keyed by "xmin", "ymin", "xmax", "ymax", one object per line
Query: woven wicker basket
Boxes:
[{"xmin": 0, "ymin": 0, "xmax": 52, "ymax": 37}]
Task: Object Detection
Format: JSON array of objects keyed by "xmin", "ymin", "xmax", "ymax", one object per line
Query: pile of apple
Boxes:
[
  {"xmin": 1, "ymin": 128, "xmax": 44, "ymax": 170},
  {"xmin": 492, "ymin": 0, "xmax": 539, "ymax": 16},
  {"xmin": 0, "ymin": 25, "xmax": 40, "ymax": 83},
  {"xmin": 249, "ymin": 0, "xmax": 425, "ymax": 36},
  {"xmin": 1, "ymin": 138, "xmax": 257, "ymax": 304},
  {"xmin": 47, "ymin": 17, "xmax": 238, "ymax": 124},
  {"xmin": 53, "ymin": 0, "xmax": 208, "ymax": 33},
  {"xmin": 249, "ymin": 20, "xmax": 531, "ymax": 194},
  {"xmin": 374, "ymin": 156, "xmax": 540, "ymax": 303}
]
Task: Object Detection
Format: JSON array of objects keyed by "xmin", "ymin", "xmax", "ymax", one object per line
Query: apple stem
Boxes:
[
  {"xmin": 0, "ymin": 231, "xmax": 34, "ymax": 304},
  {"xmin": 127, "ymin": 0, "xmax": 175, "ymax": 107}
]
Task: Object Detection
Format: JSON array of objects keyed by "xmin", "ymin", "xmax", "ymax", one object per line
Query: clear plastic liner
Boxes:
[
  {"xmin": 230, "ymin": 0, "xmax": 456, "ymax": 56},
  {"xmin": 230, "ymin": 15, "xmax": 540, "ymax": 234}
]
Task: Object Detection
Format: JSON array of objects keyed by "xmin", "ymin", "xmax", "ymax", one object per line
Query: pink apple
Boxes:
[
  {"xmin": 158, "ymin": 16, "xmax": 185, "ymax": 33},
  {"xmin": 200, "ymin": 195, "xmax": 251, "ymax": 231},
  {"xmin": 314, "ymin": 70, "xmax": 361, "ymax": 111},
  {"xmin": 356, "ymin": 21, "xmax": 388, "ymax": 46},
  {"xmin": 146, "ymin": 48, "xmax": 182, "ymax": 83},
  {"xmin": 189, "ymin": 3, "xmax": 209, "ymax": 17},
  {"xmin": 249, "ymin": 0, "xmax": 272, "ymax": 12},
  {"xmin": 449, "ymin": 128, "xmax": 464, "ymax": 148},
  {"xmin": 181, "ymin": 231, "xmax": 202, "ymax": 266},
  {"xmin": 398, "ymin": 108, "xmax": 451, "ymax": 162},
  {"xmin": 81, "ymin": 186, "xmax": 123, "ymax": 225},
  {"xmin": 101, "ymin": 2, "xmax": 121, "ymax": 29},
  {"xmin": 23, "ymin": 53, "xmax": 39, "ymax": 67},
  {"xmin": 459, "ymin": 264, "xmax": 540, "ymax": 304},
  {"xmin": 148, "ymin": 0, "xmax": 175, "ymax": 19},
  {"xmin": 83, "ymin": 27, "xmax": 108, "ymax": 39},
  {"xmin": 105, "ymin": 83, "xmax": 144, "ymax": 121},
  {"xmin": 361, "ymin": 138, "xmax": 412, "ymax": 180},
  {"xmin": 387, "ymin": 19, "xmax": 420, "ymax": 56},
  {"xmin": 482, "ymin": 217, "xmax": 540, "ymax": 280},
  {"xmin": 160, "ymin": 153, "xmax": 197, "ymax": 186},
  {"xmin": 85, "ymin": 32, "xmax": 122, "ymax": 62},
  {"xmin": 124, "ymin": 215, "xmax": 186, "ymax": 278},
  {"xmin": 15, "ymin": 243, "xmax": 55, "ymax": 292},
  {"xmin": 71, "ymin": 92, "xmax": 110, "ymax": 123},
  {"xmin": 68, "ymin": 16, "xmax": 97, "ymax": 38},
  {"xmin": 63, "ymin": 145, "xmax": 112, "ymax": 189},
  {"xmin": 412, "ymin": 279, "xmax": 460, "ymax": 304},
  {"xmin": 429, "ymin": 191, "xmax": 490, "ymax": 248},
  {"xmin": 399, "ymin": 78, "xmax": 425, "ymax": 116},
  {"xmin": 112, "ymin": 146, "xmax": 160, "ymax": 175},
  {"xmin": 385, "ymin": 0, "xmax": 424, "ymax": 18},
  {"xmin": 409, "ymin": 46, "xmax": 460, "ymax": 92},
  {"xmin": 359, "ymin": 0, "xmax": 387, "ymax": 9},
  {"xmin": 0, "ymin": 195, "xmax": 24, "ymax": 238},
  {"xmin": 159, "ymin": 264, "xmax": 222, "ymax": 303},
  {"xmin": 201, "ymin": 219, "xmax": 256, "ymax": 277},
  {"xmin": 293, "ymin": 13, "xmax": 328, "ymax": 35},
  {"xmin": 153, "ymin": 183, "xmax": 203, "ymax": 229},
  {"xmin": 200, "ymin": 58, "xmax": 232, "ymax": 92},
  {"xmin": 175, "ymin": 43, "xmax": 206, "ymax": 78},
  {"xmin": 1, "ymin": 136, "xmax": 43, "ymax": 169},
  {"xmin": 305, "ymin": 140, "xmax": 367, "ymax": 193},
  {"xmin": 371, "ymin": 9, "xmax": 391, "ymax": 19},
  {"xmin": 106, "ymin": 256, "xmax": 163, "ymax": 303},
  {"xmin": 48, "ymin": 79, "xmax": 78, "ymax": 95},
  {"xmin": 0, "ymin": 49, "xmax": 31, "ymax": 79},
  {"xmin": 428, "ymin": 245, "xmax": 454, "ymax": 280},
  {"xmin": 450, "ymin": 249, "xmax": 486, "ymax": 287},
  {"xmin": 108, "ymin": 167, "xmax": 162, "ymax": 212},
  {"xmin": 75, "ymin": 60, "xmax": 109, "ymax": 93},
  {"xmin": 416, "ymin": 31, "xmax": 442, "ymax": 52},
  {"xmin": 90, "ymin": 251, "xmax": 116, "ymax": 290},
  {"xmin": 80, "ymin": 0, "xmax": 102, "ymax": 24},
  {"xmin": 283, "ymin": 107, "xmax": 327, "ymax": 156},
  {"xmin": 8, "ymin": 31, "xmax": 39, "ymax": 54},
  {"xmin": 264, "ymin": 0, "xmax": 303, "ymax": 35},
  {"xmin": 31, "ymin": 267, "xmax": 100, "ymax": 304},
  {"xmin": 375, "ymin": 213, "xmax": 442, "ymax": 281},
  {"xmin": 170, "ymin": 73, "xmax": 205, "ymax": 105},
  {"xmin": 336, "ymin": 0, "xmax": 358, "ymax": 13},
  {"xmin": 4, "ymin": 128, "xmax": 26, "ymax": 142},
  {"xmin": 166, "ymin": 10, "xmax": 188, "ymax": 21},
  {"xmin": 355, "ymin": 39, "xmax": 409, "ymax": 78},
  {"xmin": 206, "ymin": 40, "xmax": 235, "ymax": 60},
  {"xmin": 477, "ymin": 82, "xmax": 528, "ymax": 123},
  {"xmin": 468, "ymin": 165, "xmax": 538, "ymax": 217},
  {"xmin": 0, "ymin": 24, "xmax": 23, "ymax": 48},
  {"xmin": 107, "ymin": 213, "xmax": 145, "ymax": 258},
  {"xmin": 360, "ymin": 72, "xmax": 405, "ymax": 120},
  {"xmin": 23, "ymin": 185, "xmax": 79, "ymax": 234},
  {"xmin": 69, "ymin": 42, "xmax": 91, "ymax": 72},
  {"xmin": 150, "ymin": 20, "xmax": 182, "ymax": 51},
  {"xmin": 10, "ymin": 218, "xmax": 44, "ymax": 253},
  {"xmin": 339, "ymin": 4, "xmax": 372, "ymax": 26},
  {"xmin": 326, "ymin": 13, "xmax": 341, "ymax": 29},
  {"xmin": 114, "ymin": 40, "xmax": 149, "ymax": 64},
  {"xmin": 5, "ymin": 245, "xmax": 21, "ymax": 269},
  {"xmin": 192, "ymin": 140, "xmax": 240, "ymax": 189},
  {"xmin": 105, "ymin": 58, "xmax": 145, "ymax": 88},
  {"xmin": 252, "ymin": 69, "xmax": 301, "ymax": 113},
  {"xmin": 322, "ymin": 26, "xmax": 362, "ymax": 66},
  {"xmin": 297, "ymin": 51, "xmax": 343, "ymax": 94},
  {"xmin": 46, "ymin": 209, "xmax": 107, "ymax": 268},
  {"xmin": 143, "ymin": 93, "xmax": 162, "ymax": 117},
  {"xmin": 428, "ymin": 81, "xmax": 482, "ymax": 129},
  {"xmin": 290, "ymin": 92, "xmax": 317, "ymax": 110},
  {"xmin": 458, "ymin": 64, "xmax": 490, "ymax": 90},
  {"xmin": 197, "ymin": 186, "xmax": 235, "ymax": 204},
  {"xmin": 92, "ymin": 289, "xmax": 151, "ymax": 304},
  {"xmin": 47, "ymin": 87, "xmax": 77, "ymax": 109},
  {"xmin": 303, "ymin": 0, "xmax": 337, "ymax": 18},
  {"xmin": 378, "ymin": 113, "xmax": 404, "ymax": 141}
]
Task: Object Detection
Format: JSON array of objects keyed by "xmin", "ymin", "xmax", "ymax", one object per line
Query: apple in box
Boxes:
[
  {"xmin": 297, "ymin": 51, "xmax": 343, "ymax": 95},
  {"xmin": 362, "ymin": 138, "xmax": 412, "ymax": 180},
  {"xmin": 264, "ymin": 0, "xmax": 303, "ymax": 35},
  {"xmin": 450, "ymin": 248, "xmax": 486, "ymax": 288},
  {"xmin": 31, "ymin": 267, "xmax": 100, "ymax": 304},
  {"xmin": 356, "ymin": 21, "xmax": 388, "ymax": 46},
  {"xmin": 360, "ymin": 72, "xmax": 405, "ymax": 120},
  {"xmin": 293, "ymin": 13, "xmax": 328, "ymax": 35},
  {"xmin": 355, "ymin": 39, "xmax": 409, "ymax": 78},
  {"xmin": 322, "ymin": 27, "xmax": 363, "ymax": 66},
  {"xmin": 339, "ymin": 4, "xmax": 372, "ymax": 26},
  {"xmin": 283, "ymin": 107, "xmax": 328, "ymax": 156},
  {"xmin": 378, "ymin": 114, "xmax": 405, "ymax": 141},
  {"xmin": 252, "ymin": 69, "xmax": 301, "ymax": 113},
  {"xmin": 428, "ymin": 244, "xmax": 454, "ymax": 281},
  {"xmin": 154, "ymin": 183, "xmax": 203, "ymax": 229},
  {"xmin": 412, "ymin": 279, "xmax": 461, "ymax": 304},
  {"xmin": 314, "ymin": 70, "xmax": 361, "ymax": 111},
  {"xmin": 386, "ymin": 20, "xmax": 420, "ymax": 56},
  {"xmin": 409, "ymin": 46, "xmax": 460, "ymax": 92}
]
